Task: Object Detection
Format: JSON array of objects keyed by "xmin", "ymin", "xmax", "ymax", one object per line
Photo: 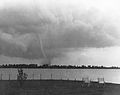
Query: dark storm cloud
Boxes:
[{"xmin": 0, "ymin": 2, "xmax": 119, "ymax": 59}]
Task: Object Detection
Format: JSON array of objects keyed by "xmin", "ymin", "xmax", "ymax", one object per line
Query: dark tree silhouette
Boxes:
[
  {"xmin": 0, "ymin": 64, "xmax": 119, "ymax": 69},
  {"xmin": 17, "ymin": 68, "xmax": 28, "ymax": 87}
]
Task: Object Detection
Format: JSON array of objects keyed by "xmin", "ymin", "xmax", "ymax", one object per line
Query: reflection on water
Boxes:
[{"xmin": 0, "ymin": 69, "xmax": 120, "ymax": 84}]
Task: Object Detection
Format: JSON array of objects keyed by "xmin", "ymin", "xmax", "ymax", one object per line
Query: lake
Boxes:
[{"xmin": 0, "ymin": 68, "xmax": 120, "ymax": 84}]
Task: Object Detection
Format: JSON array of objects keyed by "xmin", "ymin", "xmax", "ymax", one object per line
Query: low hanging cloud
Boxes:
[
  {"xmin": 0, "ymin": 0, "xmax": 120, "ymax": 63},
  {"xmin": 52, "ymin": 46, "xmax": 120, "ymax": 66}
]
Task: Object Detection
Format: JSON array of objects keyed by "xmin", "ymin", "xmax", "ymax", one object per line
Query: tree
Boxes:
[{"xmin": 17, "ymin": 68, "xmax": 28, "ymax": 87}]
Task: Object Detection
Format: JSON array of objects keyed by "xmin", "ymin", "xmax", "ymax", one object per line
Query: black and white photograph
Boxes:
[{"xmin": 0, "ymin": 0, "xmax": 120, "ymax": 95}]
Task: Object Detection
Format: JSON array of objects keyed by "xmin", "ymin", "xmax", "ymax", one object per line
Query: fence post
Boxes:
[
  {"xmin": 40, "ymin": 74, "xmax": 42, "ymax": 80},
  {"xmin": 61, "ymin": 76, "xmax": 62, "ymax": 80},
  {"xmin": 51, "ymin": 73, "xmax": 52, "ymax": 80},
  {"xmin": 1, "ymin": 73, "xmax": 2, "ymax": 80},
  {"xmin": 67, "ymin": 78, "xmax": 69, "ymax": 80},
  {"xmin": 9, "ymin": 74, "xmax": 10, "ymax": 80},
  {"xmin": 32, "ymin": 73, "xmax": 34, "ymax": 80},
  {"xmin": 75, "ymin": 78, "xmax": 76, "ymax": 81},
  {"xmin": 60, "ymin": 73, "xmax": 62, "ymax": 80}
]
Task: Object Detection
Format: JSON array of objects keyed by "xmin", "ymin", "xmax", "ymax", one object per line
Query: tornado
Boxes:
[{"xmin": 36, "ymin": 33, "xmax": 47, "ymax": 58}]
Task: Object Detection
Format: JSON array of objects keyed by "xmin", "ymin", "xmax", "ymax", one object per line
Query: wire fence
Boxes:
[
  {"xmin": 0, "ymin": 73, "xmax": 105, "ymax": 84},
  {"xmin": 0, "ymin": 73, "xmax": 65, "ymax": 80}
]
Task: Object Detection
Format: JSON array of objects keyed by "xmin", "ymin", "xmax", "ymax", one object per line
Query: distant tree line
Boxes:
[{"xmin": 0, "ymin": 64, "xmax": 119, "ymax": 69}]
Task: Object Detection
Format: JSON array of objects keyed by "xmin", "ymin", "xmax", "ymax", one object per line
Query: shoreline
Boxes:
[{"xmin": 0, "ymin": 67, "xmax": 120, "ymax": 69}]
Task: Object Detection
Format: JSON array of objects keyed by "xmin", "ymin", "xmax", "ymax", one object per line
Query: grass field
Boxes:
[{"xmin": 0, "ymin": 80, "xmax": 120, "ymax": 95}]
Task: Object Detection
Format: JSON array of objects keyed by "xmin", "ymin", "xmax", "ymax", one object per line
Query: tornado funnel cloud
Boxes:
[{"xmin": 36, "ymin": 33, "xmax": 47, "ymax": 58}]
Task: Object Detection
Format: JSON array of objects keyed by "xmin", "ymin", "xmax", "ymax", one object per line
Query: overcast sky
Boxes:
[{"xmin": 0, "ymin": 0, "xmax": 120, "ymax": 66}]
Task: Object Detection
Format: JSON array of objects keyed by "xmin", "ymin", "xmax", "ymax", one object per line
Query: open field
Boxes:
[{"xmin": 0, "ymin": 80, "xmax": 120, "ymax": 95}]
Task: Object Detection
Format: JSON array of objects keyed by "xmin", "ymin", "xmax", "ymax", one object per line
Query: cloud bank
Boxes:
[
  {"xmin": 53, "ymin": 46, "xmax": 120, "ymax": 66},
  {"xmin": 0, "ymin": 0, "xmax": 120, "ymax": 65}
]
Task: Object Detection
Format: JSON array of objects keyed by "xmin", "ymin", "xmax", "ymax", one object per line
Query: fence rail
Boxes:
[{"xmin": 0, "ymin": 73, "xmax": 105, "ymax": 84}]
